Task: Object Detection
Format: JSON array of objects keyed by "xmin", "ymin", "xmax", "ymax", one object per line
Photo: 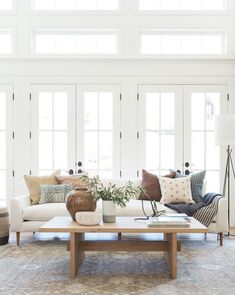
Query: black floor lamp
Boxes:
[{"xmin": 215, "ymin": 115, "xmax": 235, "ymax": 236}]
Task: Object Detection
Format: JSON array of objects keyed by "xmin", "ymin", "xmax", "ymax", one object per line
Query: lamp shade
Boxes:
[{"xmin": 215, "ymin": 115, "xmax": 235, "ymax": 146}]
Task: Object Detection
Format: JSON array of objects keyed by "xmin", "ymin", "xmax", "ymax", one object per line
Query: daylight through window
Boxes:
[
  {"xmin": 33, "ymin": 31, "xmax": 118, "ymax": 54},
  {"xmin": 141, "ymin": 31, "xmax": 226, "ymax": 55},
  {"xmin": 139, "ymin": 0, "xmax": 226, "ymax": 11}
]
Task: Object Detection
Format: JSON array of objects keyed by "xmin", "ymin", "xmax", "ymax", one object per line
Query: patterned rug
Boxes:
[{"xmin": 1, "ymin": 239, "xmax": 235, "ymax": 295}]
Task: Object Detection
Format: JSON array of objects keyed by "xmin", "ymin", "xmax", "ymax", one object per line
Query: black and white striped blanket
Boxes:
[{"xmin": 165, "ymin": 193, "xmax": 223, "ymax": 227}]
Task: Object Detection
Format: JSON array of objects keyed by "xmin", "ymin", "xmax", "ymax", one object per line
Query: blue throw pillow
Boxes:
[
  {"xmin": 170, "ymin": 170, "xmax": 206, "ymax": 203},
  {"xmin": 39, "ymin": 184, "xmax": 73, "ymax": 204}
]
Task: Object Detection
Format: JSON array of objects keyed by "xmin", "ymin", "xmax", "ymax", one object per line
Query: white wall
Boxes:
[{"xmin": 1, "ymin": 0, "xmax": 235, "ymax": 225}]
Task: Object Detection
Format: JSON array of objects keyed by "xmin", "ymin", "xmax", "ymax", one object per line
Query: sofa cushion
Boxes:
[
  {"xmin": 22, "ymin": 200, "xmax": 176, "ymax": 221},
  {"xmin": 115, "ymin": 200, "xmax": 176, "ymax": 216},
  {"xmin": 139, "ymin": 169, "xmax": 175, "ymax": 201},
  {"xmin": 23, "ymin": 203, "xmax": 70, "ymax": 221},
  {"xmin": 24, "ymin": 175, "xmax": 58, "ymax": 205}
]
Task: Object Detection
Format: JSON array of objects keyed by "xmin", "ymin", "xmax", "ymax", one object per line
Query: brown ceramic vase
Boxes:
[{"xmin": 66, "ymin": 187, "xmax": 96, "ymax": 221}]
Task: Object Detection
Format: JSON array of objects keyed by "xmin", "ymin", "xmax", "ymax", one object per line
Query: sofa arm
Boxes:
[
  {"xmin": 10, "ymin": 194, "xmax": 31, "ymax": 232},
  {"xmin": 215, "ymin": 197, "xmax": 228, "ymax": 233}
]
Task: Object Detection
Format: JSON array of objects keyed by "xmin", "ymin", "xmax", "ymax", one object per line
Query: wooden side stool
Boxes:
[{"xmin": 0, "ymin": 207, "xmax": 9, "ymax": 245}]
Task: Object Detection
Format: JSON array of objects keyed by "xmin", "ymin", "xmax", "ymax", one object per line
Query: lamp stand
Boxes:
[{"xmin": 222, "ymin": 145, "xmax": 235, "ymax": 236}]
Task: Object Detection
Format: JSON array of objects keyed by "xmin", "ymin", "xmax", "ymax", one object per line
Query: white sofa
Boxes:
[{"xmin": 10, "ymin": 178, "xmax": 228, "ymax": 246}]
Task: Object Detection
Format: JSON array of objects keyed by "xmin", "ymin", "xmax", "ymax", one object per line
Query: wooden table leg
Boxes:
[
  {"xmin": 164, "ymin": 233, "xmax": 177, "ymax": 279},
  {"xmin": 67, "ymin": 240, "xmax": 70, "ymax": 251},
  {"xmin": 78, "ymin": 233, "xmax": 85, "ymax": 264},
  {"xmin": 70, "ymin": 232, "xmax": 81, "ymax": 279}
]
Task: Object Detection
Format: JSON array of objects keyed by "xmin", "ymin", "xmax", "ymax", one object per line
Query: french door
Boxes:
[
  {"xmin": 31, "ymin": 84, "xmax": 121, "ymax": 178},
  {"xmin": 31, "ymin": 85, "xmax": 76, "ymax": 175},
  {"xmin": 0, "ymin": 85, "xmax": 14, "ymax": 206},
  {"xmin": 184, "ymin": 85, "xmax": 227, "ymax": 192},
  {"xmin": 76, "ymin": 85, "xmax": 121, "ymax": 178},
  {"xmin": 138, "ymin": 85, "xmax": 184, "ymax": 175},
  {"xmin": 138, "ymin": 84, "xmax": 227, "ymax": 192}
]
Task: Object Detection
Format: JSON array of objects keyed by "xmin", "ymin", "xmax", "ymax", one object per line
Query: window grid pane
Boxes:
[
  {"xmin": 139, "ymin": 0, "xmax": 226, "ymax": 11},
  {"xmin": 0, "ymin": 0, "xmax": 12, "ymax": 10},
  {"xmin": 32, "ymin": 0, "xmax": 118, "ymax": 10},
  {"xmin": 34, "ymin": 31, "xmax": 118, "ymax": 55},
  {"xmin": 0, "ymin": 92, "xmax": 7, "ymax": 201},
  {"xmin": 0, "ymin": 171, "xmax": 6, "ymax": 201},
  {"xmin": 38, "ymin": 92, "xmax": 68, "ymax": 172},
  {"xmin": 0, "ymin": 32, "xmax": 12, "ymax": 54},
  {"xmin": 84, "ymin": 91, "xmax": 113, "ymax": 177},
  {"xmin": 145, "ymin": 92, "xmax": 175, "ymax": 173},
  {"xmin": 141, "ymin": 32, "xmax": 226, "ymax": 55},
  {"xmin": 190, "ymin": 92, "xmax": 220, "ymax": 190}
]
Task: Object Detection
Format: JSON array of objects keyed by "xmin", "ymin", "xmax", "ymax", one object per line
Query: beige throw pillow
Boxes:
[
  {"xmin": 158, "ymin": 176, "xmax": 194, "ymax": 204},
  {"xmin": 24, "ymin": 175, "xmax": 58, "ymax": 205},
  {"xmin": 56, "ymin": 175, "xmax": 87, "ymax": 189}
]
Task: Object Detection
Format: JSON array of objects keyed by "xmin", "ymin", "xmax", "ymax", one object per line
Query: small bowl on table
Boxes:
[{"xmin": 75, "ymin": 211, "xmax": 102, "ymax": 226}]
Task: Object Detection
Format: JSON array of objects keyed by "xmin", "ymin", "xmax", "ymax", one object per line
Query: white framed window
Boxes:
[
  {"xmin": 139, "ymin": 0, "xmax": 226, "ymax": 11},
  {"xmin": 77, "ymin": 85, "xmax": 121, "ymax": 178},
  {"xmin": 31, "ymin": 85, "xmax": 76, "ymax": 175},
  {"xmin": 141, "ymin": 31, "xmax": 226, "ymax": 55},
  {"xmin": 32, "ymin": 0, "xmax": 119, "ymax": 11},
  {"xmin": 0, "ymin": 0, "xmax": 13, "ymax": 11},
  {"xmin": 32, "ymin": 30, "xmax": 118, "ymax": 55},
  {"xmin": 0, "ymin": 85, "xmax": 14, "ymax": 206},
  {"xmin": 0, "ymin": 31, "xmax": 12, "ymax": 54}
]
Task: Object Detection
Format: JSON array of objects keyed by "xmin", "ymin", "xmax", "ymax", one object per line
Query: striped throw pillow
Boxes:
[{"xmin": 172, "ymin": 170, "xmax": 206, "ymax": 203}]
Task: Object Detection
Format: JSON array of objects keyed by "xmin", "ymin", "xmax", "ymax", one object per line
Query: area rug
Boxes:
[{"xmin": 1, "ymin": 239, "xmax": 235, "ymax": 295}]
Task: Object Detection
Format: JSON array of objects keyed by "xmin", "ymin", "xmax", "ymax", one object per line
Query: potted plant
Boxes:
[{"xmin": 81, "ymin": 175, "xmax": 142, "ymax": 223}]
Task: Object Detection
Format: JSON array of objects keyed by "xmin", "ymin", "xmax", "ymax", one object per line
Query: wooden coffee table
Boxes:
[{"xmin": 39, "ymin": 216, "xmax": 207, "ymax": 279}]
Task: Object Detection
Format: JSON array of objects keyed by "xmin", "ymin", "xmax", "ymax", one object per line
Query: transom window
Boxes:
[
  {"xmin": 33, "ymin": 30, "xmax": 118, "ymax": 54},
  {"xmin": 0, "ymin": 0, "xmax": 12, "ymax": 10},
  {"xmin": 139, "ymin": 0, "xmax": 226, "ymax": 11},
  {"xmin": 0, "ymin": 31, "xmax": 12, "ymax": 54},
  {"xmin": 32, "ymin": 0, "xmax": 119, "ymax": 11},
  {"xmin": 141, "ymin": 31, "xmax": 226, "ymax": 55}
]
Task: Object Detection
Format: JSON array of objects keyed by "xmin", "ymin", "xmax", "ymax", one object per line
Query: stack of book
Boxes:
[{"xmin": 146, "ymin": 214, "xmax": 191, "ymax": 228}]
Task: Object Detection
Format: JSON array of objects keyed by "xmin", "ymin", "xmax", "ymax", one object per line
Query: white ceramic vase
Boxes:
[{"xmin": 102, "ymin": 200, "xmax": 116, "ymax": 223}]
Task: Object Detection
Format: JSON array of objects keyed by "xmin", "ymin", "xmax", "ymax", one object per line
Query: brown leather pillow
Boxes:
[
  {"xmin": 56, "ymin": 175, "xmax": 87, "ymax": 189},
  {"xmin": 139, "ymin": 169, "xmax": 175, "ymax": 201}
]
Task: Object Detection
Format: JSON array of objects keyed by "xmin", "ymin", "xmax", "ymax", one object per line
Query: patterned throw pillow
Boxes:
[
  {"xmin": 172, "ymin": 170, "xmax": 206, "ymax": 203},
  {"xmin": 39, "ymin": 184, "xmax": 73, "ymax": 204},
  {"xmin": 159, "ymin": 176, "xmax": 194, "ymax": 204}
]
